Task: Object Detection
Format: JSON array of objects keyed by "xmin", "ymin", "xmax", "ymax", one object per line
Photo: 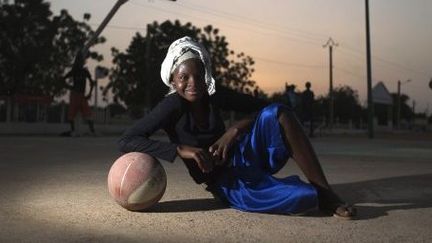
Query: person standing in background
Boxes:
[
  {"xmin": 61, "ymin": 55, "xmax": 96, "ymax": 136},
  {"xmin": 301, "ymin": 81, "xmax": 315, "ymax": 137},
  {"xmin": 285, "ymin": 82, "xmax": 298, "ymax": 110}
]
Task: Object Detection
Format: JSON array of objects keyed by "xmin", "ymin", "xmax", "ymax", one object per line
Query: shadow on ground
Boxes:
[
  {"xmin": 333, "ymin": 173, "xmax": 432, "ymax": 220},
  {"xmin": 145, "ymin": 198, "xmax": 228, "ymax": 213},
  {"xmin": 140, "ymin": 173, "xmax": 432, "ymax": 220}
]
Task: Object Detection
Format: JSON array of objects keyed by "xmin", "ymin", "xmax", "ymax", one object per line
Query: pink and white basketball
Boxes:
[{"xmin": 108, "ymin": 152, "xmax": 167, "ymax": 211}]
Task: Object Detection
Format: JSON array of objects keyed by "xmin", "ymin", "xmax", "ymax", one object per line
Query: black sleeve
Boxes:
[
  {"xmin": 117, "ymin": 95, "xmax": 181, "ymax": 162},
  {"xmin": 213, "ymin": 85, "xmax": 270, "ymax": 113}
]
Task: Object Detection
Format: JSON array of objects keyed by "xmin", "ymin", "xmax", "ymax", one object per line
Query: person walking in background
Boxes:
[
  {"xmin": 301, "ymin": 81, "xmax": 315, "ymax": 137},
  {"xmin": 61, "ymin": 54, "xmax": 96, "ymax": 137},
  {"xmin": 285, "ymin": 82, "xmax": 298, "ymax": 110}
]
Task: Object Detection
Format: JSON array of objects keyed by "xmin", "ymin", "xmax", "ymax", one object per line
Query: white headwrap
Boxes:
[{"xmin": 160, "ymin": 36, "xmax": 216, "ymax": 95}]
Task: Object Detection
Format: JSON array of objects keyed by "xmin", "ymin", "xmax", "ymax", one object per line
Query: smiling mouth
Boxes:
[{"xmin": 186, "ymin": 90, "xmax": 199, "ymax": 95}]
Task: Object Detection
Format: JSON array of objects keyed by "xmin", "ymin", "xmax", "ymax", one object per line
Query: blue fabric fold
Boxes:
[{"xmin": 214, "ymin": 103, "xmax": 318, "ymax": 214}]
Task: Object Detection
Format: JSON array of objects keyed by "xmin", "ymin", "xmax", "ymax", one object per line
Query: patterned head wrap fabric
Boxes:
[
  {"xmin": 160, "ymin": 36, "xmax": 216, "ymax": 95},
  {"xmin": 170, "ymin": 49, "xmax": 200, "ymax": 75}
]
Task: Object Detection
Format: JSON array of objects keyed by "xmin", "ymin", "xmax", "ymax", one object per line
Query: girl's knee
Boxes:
[
  {"xmin": 256, "ymin": 103, "xmax": 298, "ymax": 134},
  {"xmin": 277, "ymin": 108, "xmax": 296, "ymax": 125}
]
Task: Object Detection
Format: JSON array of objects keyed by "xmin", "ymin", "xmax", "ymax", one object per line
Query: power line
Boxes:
[
  {"xmin": 87, "ymin": 21, "xmax": 326, "ymax": 70},
  {"xmin": 102, "ymin": 0, "xmax": 428, "ymax": 86},
  {"xmin": 89, "ymin": 28, "xmax": 425, "ymax": 88},
  {"xmin": 254, "ymin": 56, "xmax": 325, "ymax": 69},
  {"xmin": 157, "ymin": 0, "xmax": 429, "ymax": 78},
  {"xmin": 148, "ymin": 0, "xmax": 329, "ymax": 42},
  {"xmin": 130, "ymin": 1, "xmax": 210, "ymax": 23},
  {"xmin": 88, "ymin": 18, "xmax": 421, "ymax": 81},
  {"xmin": 89, "ymin": 23, "xmax": 147, "ymax": 31},
  {"xmin": 334, "ymin": 67, "xmax": 366, "ymax": 79},
  {"xmin": 173, "ymin": 1, "xmax": 327, "ymax": 43},
  {"xmin": 129, "ymin": 2, "xmax": 268, "ymax": 37},
  {"xmin": 339, "ymin": 43, "xmax": 429, "ymax": 77},
  {"xmin": 130, "ymin": 0, "xmax": 323, "ymax": 47}
]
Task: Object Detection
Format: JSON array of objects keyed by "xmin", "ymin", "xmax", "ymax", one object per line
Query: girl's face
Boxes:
[{"xmin": 171, "ymin": 58, "xmax": 207, "ymax": 103}]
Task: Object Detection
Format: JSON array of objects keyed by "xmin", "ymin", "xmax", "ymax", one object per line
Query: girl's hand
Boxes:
[
  {"xmin": 177, "ymin": 145, "xmax": 214, "ymax": 173},
  {"xmin": 209, "ymin": 128, "xmax": 239, "ymax": 164}
]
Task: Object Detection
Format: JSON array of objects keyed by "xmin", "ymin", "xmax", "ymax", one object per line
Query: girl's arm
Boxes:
[
  {"xmin": 209, "ymin": 86, "xmax": 268, "ymax": 162},
  {"xmin": 209, "ymin": 118, "xmax": 254, "ymax": 163},
  {"xmin": 178, "ymin": 118, "xmax": 254, "ymax": 172},
  {"xmin": 117, "ymin": 95, "xmax": 180, "ymax": 162},
  {"xmin": 63, "ymin": 71, "xmax": 74, "ymax": 90},
  {"xmin": 85, "ymin": 68, "xmax": 95, "ymax": 99},
  {"xmin": 120, "ymin": 94, "xmax": 218, "ymax": 173},
  {"xmin": 176, "ymin": 145, "xmax": 214, "ymax": 173}
]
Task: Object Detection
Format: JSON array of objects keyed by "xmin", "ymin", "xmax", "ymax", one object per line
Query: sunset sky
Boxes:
[{"xmin": 50, "ymin": 0, "xmax": 432, "ymax": 112}]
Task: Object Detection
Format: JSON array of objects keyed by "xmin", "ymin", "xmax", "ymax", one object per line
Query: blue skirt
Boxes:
[{"xmin": 213, "ymin": 104, "xmax": 318, "ymax": 214}]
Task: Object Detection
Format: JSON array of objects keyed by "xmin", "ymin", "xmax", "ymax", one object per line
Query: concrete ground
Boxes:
[{"xmin": 0, "ymin": 134, "xmax": 431, "ymax": 242}]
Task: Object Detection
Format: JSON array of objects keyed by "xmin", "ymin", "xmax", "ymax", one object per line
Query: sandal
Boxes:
[
  {"xmin": 315, "ymin": 185, "xmax": 357, "ymax": 219},
  {"xmin": 331, "ymin": 203, "xmax": 357, "ymax": 219}
]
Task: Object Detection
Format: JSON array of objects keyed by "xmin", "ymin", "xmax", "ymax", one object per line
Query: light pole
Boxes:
[
  {"xmin": 397, "ymin": 79, "xmax": 411, "ymax": 129},
  {"xmin": 323, "ymin": 38, "xmax": 338, "ymax": 130},
  {"xmin": 365, "ymin": 0, "xmax": 374, "ymax": 138}
]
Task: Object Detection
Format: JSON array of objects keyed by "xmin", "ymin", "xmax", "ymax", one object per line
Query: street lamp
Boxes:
[{"xmin": 397, "ymin": 79, "xmax": 411, "ymax": 129}]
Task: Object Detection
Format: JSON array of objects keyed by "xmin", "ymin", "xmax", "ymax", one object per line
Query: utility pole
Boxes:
[
  {"xmin": 397, "ymin": 79, "xmax": 411, "ymax": 129},
  {"xmin": 323, "ymin": 38, "xmax": 338, "ymax": 130},
  {"xmin": 412, "ymin": 100, "xmax": 416, "ymax": 114},
  {"xmin": 365, "ymin": 0, "xmax": 374, "ymax": 138},
  {"xmin": 397, "ymin": 80, "xmax": 401, "ymax": 129}
]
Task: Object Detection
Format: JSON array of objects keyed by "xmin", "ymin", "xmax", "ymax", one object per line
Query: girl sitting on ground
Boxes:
[{"xmin": 118, "ymin": 36, "xmax": 356, "ymax": 218}]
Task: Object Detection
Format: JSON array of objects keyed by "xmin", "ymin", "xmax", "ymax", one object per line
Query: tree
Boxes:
[
  {"xmin": 105, "ymin": 20, "xmax": 260, "ymax": 117},
  {"xmin": 0, "ymin": 0, "xmax": 105, "ymax": 98},
  {"xmin": 0, "ymin": 0, "xmax": 105, "ymax": 121},
  {"xmin": 316, "ymin": 85, "xmax": 363, "ymax": 125},
  {"xmin": 391, "ymin": 93, "xmax": 414, "ymax": 124}
]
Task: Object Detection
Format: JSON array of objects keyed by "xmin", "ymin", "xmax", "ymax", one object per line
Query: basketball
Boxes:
[{"xmin": 107, "ymin": 152, "xmax": 167, "ymax": 211}]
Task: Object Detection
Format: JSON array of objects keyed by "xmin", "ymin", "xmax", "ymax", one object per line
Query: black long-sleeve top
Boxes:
[
  {"xmin": 64, "ymin": 67, "xmax": 92, "ymax": 94},
  {"xmin": 118, "ymin": 86, "xmax": 269, "ymax": 184}
]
